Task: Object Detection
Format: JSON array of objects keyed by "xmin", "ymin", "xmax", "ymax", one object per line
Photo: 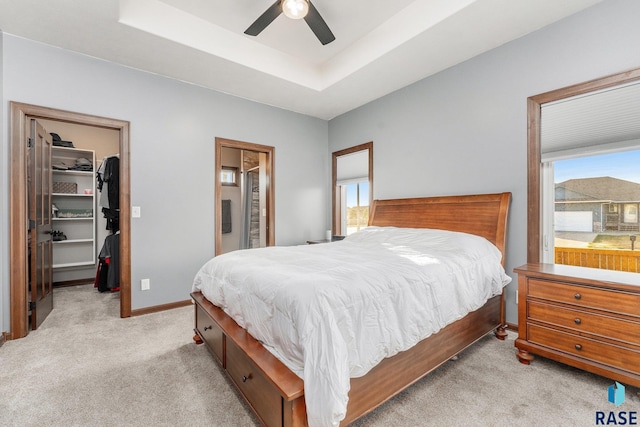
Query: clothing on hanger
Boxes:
[{"xmin": 96, "ymin": 155, "xmax": 120, "ymax": 232}]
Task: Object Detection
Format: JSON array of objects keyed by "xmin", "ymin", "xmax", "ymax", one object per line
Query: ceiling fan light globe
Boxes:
[{"xmin": 282, "ymin": 0, "xmax": 309, "ymax": 20}]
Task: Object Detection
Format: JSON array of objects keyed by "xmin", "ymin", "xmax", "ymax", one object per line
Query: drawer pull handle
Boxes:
[
  {"xmin": 574, "ymin": 293, "xmax": 581, "ymax": 300},
  {"xmin": 574, "ymin": 318, "xmax": 581, "ymax": 325},
  {"xmin": 575, "ymin": 344, "xmax": 582, "ymax": 351},
  {"xmin": 203, "ymin": 325, "xmax": 212, "ymax": 331},
  {"xmin": 242, "ymin": 374, "xmax": 252, "ymax": 383}
]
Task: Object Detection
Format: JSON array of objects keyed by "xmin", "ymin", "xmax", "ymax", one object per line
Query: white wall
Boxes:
[
  {"xmin": 328, "ymin": 0, "xmax": 640, "ymax": 324},
  {"xmin": 1, "ymin": 34, "xmax": 328, "ymax": 332}
]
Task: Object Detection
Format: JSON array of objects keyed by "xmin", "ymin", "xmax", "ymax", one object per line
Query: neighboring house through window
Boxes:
[{"xmin": 546, "ymin": 156, "xmax": 640, "ymax": 264}]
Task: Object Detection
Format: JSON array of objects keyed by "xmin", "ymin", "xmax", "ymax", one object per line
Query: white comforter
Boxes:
[{"xmin": 192, "ymin": 227, "xmax": 511, "ymax": 427}]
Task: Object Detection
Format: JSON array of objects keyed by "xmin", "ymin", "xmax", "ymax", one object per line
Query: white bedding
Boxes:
[{"xmin": 192, "ymin": 226, "xmax": 511, "ymax": 427}]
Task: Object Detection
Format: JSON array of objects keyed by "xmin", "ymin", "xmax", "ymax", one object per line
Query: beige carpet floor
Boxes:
[{"xmin": 1, "ymin": 284, "xmax": 638, "ymax": 426}]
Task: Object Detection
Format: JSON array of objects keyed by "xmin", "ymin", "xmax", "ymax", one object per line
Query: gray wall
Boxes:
[
  {"xmin": 1, "ymin": 34, "xmax": 328, "ymax": 332},
  {"xmin": 328, "ymin": 0, "xmax": 640, "ymax": 324},
  {"xmin": 3, "ymin": 0, "xmax": 640, "ymax": 334},
  {"xmin": 0, "ymin": 30, "xmax": 4, "ymax": 336}
]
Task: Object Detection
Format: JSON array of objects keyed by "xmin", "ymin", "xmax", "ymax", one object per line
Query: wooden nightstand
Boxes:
[
  {"xmin": 306, "ymin": 236, "xmax": 345, "ymax": 244},
  {"xmin": 306, "ymin": 239, "xmax": 330, "ymax": 244},
  {"xmin": 514, "ymin": 263, "xmax": 640, "ymax": 389}
]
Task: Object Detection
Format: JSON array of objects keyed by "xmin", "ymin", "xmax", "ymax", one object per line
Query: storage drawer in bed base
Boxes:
[
  {"xmin": 192, "ymin": 291, "xmax": 505, "ymax": 427},
  {"xmin": 191, "ymin": 292, "xmax": 306, "ymax": 427},
  {"xmin": 195, "ymin": 304, "xmax": 224, "ymax": 364}
]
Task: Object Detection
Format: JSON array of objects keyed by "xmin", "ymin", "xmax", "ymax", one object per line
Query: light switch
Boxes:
[{"xmin": 132, "ymin": 206, "xmax": 141, "ymax": 218}]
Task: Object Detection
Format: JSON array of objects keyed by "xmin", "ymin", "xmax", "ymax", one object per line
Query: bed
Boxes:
[{"xmin": 191, "ymin": 192, "xmax": 511, "ymax": 427}]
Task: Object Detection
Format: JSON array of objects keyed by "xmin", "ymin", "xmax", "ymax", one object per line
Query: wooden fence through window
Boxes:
[{"xmin": 555, "ymin": 247, "xmax": 640, "ymax": 273}]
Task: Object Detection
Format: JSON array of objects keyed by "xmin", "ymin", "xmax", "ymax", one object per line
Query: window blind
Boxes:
[
  {"xmin": 336, "ymin": 150, "xmax": 369, "ymax": 185},
  {"xmin": 541, "ymin": 81, "xmax": 640, "ymax": 162}
]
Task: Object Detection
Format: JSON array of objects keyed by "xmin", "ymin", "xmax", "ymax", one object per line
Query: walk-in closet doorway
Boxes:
[{"xmin": 9, "ymin": 102, "xmax": 131, "ymax": 340}]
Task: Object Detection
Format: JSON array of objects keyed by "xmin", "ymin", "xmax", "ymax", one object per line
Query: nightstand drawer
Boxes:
[
  {"xmin": 528, "ymin": 301, "xmax": 640, "ymax": 345},
  {"xmin": 528, "ymin": 278, "xmax": 640, "ymax": 317},
  {"xmin": 528, "ymin": 324, "xmax": 640, "ymax": 373}
]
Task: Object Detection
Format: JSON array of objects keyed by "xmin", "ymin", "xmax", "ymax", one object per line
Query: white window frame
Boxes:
[{"xmin": 541, "ymin": 162, "xmax": 555, "ymax": 263}]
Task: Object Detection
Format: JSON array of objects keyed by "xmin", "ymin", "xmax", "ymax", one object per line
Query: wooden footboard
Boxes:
[
  {"xmin": 192, "ymin": 290, "xmax": 504, "ymax": 427},
  {"xmin": 343, "ymin": 294, "xmax": 503, "ymax": 425}
]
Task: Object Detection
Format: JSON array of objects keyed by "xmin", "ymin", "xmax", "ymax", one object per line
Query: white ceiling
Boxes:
[{"xmin": 0, "ymin": 0, "xmax": 603, "ymax": 119}]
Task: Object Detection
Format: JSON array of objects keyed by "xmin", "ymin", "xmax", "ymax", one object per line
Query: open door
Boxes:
[{"xmin": 28, "ymin": 119, "xmax": 54, "ymax": 329}]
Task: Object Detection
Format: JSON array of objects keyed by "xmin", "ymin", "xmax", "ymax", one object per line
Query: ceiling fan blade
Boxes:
[
  {"xmin": 304, "ymin": 1, "xmax": 335, "ymax": 45},
  {"xmin": 245, "ymin": 0, "xmax": 282, "ymax": 36}
]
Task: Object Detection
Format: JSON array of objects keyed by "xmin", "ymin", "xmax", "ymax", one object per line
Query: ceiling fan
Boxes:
[{"xmin": 244, "ymin": 0, "xmax": 336, "ymax": 45}]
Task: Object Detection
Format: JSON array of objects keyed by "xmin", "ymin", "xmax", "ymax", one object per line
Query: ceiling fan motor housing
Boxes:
[{"xmin": 282, "ymin": 0, "xmax": 309, "ymax": 20}]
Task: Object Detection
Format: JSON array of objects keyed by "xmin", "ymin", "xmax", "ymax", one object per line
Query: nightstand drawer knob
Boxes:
[
  {"xmin": 574, "ymin": 318, "xmax": 582, "ymax": 325},
  {"xmin": 242, "ymin": 374, "xmax": 252, "ymax": 383},
  {"xmin": 575, "ymin": 344, "xmax": 582, "ymax": 351},
  {"xmin": 574, "ymin": 293, "xmax": 582, "ymax": 300},
  {"xmin": 204, "ymin": 325, "xmax": 212, "ymax": 331}
]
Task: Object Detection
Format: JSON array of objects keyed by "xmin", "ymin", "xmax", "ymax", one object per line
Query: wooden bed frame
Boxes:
[{"xmin": 191, "ymin": 192, "xmax": 511, "ymax": 426}]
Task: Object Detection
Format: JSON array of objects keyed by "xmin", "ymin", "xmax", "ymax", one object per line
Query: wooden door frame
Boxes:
[
  {"xmin": 331, "ymin": 142, "xmax": 373, "ymax": 236},
  {"xmin": 526, "ymin": 67, "xmax": 640, "ymax": 263},
  {"xmin": 9, "ymin": 102, "xmax": 131, "ymax": 339},
  {"xmin": 215, "ymin": 137, "xmax": 275, "ymax": 256}
]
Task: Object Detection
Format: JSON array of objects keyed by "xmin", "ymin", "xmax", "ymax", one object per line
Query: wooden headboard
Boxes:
[{"xmin": 369, "ymin": 192, "xmax": 511, "ymax": 261}]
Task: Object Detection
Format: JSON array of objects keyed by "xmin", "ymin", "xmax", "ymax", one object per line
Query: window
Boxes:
[
  {"xmin": 332, "ymin": 142, "xmax": 373, "ymax": 237},
  {"xmin": 340, "ymin": 181, "xmax": 369, "ymax": 235},
  {"xmin": 221, "ymin": 166, "xmax": 238, "ymax": 186},
  {"xmin": 529, "ymin": 68, "xmax": 640, "ymax": 274},
  {"xmin": 542, "ymin": 150, "xmax": 640, "ymax": 266},
  {"xmin": 624, "ymin": 204, "xmax": 638, "ymax": 224}
]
